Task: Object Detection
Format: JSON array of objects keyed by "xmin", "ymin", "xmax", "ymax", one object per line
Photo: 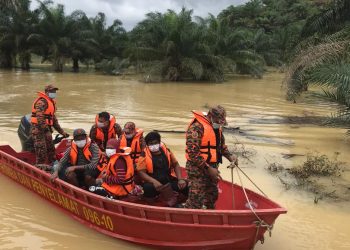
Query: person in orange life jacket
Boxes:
[
  {"xmin": 91, "ymin": 139, "xmax": 134, "ymax": 198},
  {"xmin": 31, "ymin": 84, "xmax": 69, "ymax": 166},
  {"xmin": 136, "ymin": 131, "xmax": 188, "ymax": 199},
  {"xmin": 183, "ymin": 105, "xmax": 238, "ymax": 209},
  {"xmin": 51, "ymin": 128, "xmax": 100, "ymax": 187},
  {"xmin": 119, "ymin": 122, "xmax": 146, "ymax": 168},
  {"xmin": 89, "ymin": 112, "xmax": 122, "ymax": 151}
]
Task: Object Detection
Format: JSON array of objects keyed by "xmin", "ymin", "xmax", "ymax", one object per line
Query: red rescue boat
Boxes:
[{"xmin": 0, "ymin": 140, "xmax": 286, "ymax": 250}]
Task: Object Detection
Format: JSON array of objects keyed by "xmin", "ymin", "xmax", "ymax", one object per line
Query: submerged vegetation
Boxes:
[
  {"xmin": 267, "ymin": 152, "xmax": 346, "ymax": 202},
  {"xmin": 0, "ymin": 0, "xmax": 327, "ymax": 81},
  {"xmin": 289, "ymin": 153, "xmax": 343, "ymax": 179}
]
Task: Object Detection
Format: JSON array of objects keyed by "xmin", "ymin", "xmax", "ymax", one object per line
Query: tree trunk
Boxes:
[
  {"xmin": 53, "ymin": 56, "xmax": 64, "ymax": 72},
  {"xmin": 72, "ymin": 58, "xmax": 79, "ymax": 72},
  {"xmin": 20, "ymin": 52, "xmax": 31, "ymax": 70},
  {"xmin": 0, "ymin": 52, "xmax": 13, "ymax": 68}
]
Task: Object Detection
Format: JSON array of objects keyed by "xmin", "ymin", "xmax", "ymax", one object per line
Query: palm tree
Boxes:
[
  {"xmin": 28, "ymin": 1, "xmax": 75, "ymax": 72},
  {"xmin": 284, "ymin": 0, "xmax": 350, "ymax": 130},
  {"xmin": 0, "ymin": 0, "xmax": 38, "ymax": 70},
  {"xmin": 127, "ymin": 8, "xmax": 226, "ymax": 81}
]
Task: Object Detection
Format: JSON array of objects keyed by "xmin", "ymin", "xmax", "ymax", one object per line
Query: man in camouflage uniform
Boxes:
[
  {"xmin": 184, "ymin": 105, "xmax": 238, "ymax": 209},
  {"xmin": 31, "ymin": 84, "xmax": 69, "ymax": 167}
]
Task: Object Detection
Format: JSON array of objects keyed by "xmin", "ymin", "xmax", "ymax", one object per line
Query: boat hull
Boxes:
[{"xmin": 0, "ymin": 145, "xmax": 286, "ymax": 250}]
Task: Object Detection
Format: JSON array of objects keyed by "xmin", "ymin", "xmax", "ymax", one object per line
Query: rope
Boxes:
[
  {"xmin": 230, "ymin": 167, "xmax": 235, "ymax": 209},
  {"xmin": 235, "ymin": 164, "xmax": 268, "ymax": 198},
  {"xmin": 234, "ymin": 166, "xmax": 273, "ymax": 249}
]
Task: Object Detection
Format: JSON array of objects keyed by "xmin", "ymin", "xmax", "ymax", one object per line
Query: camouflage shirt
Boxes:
[
  {"xmin": 186, "ymin": 121, "xmax": 232, "ymax": 168},
  {"xmin": 32, "ymin": 97, "xmax": 64, "ymax": 134}
]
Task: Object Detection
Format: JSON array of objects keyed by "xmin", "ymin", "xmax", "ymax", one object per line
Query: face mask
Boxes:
[
  {"xmin": 106, "ymin": 149, "xmax": 116, "ymax": 158},
  {"xmin": 212, "ymin": 123, "xmax": 221, "ymax": 129},
  {"xmin": 75, "ymin": 140, "xmax": 86, "ymax": 148},
  {"xmin": 125, "ymin": 134, "xmax": 134, "ymax": 139},
  {"xmin": 211, "ymin": 118, "xmax": 221, "ymax": 129},
  {"xmin": 148, "ymin": 144, "xmax": 160, "ymax": 152},
  {"xmin": 97, "ymin": 122, "xmax": 105, "ymax": 128},
  {"xmin": 48, "ymin": 92, "xmax": 56, "ymax": 99}
]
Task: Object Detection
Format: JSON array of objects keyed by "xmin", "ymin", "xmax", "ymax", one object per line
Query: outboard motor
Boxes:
[{"xmin": 17, "ymin": 114, "xmax": 34, "ymax": 152}]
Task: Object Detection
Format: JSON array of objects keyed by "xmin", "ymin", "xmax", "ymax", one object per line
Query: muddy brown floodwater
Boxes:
[{"xmin": 0, "ymin": 70, "xmax": 349, "ymax": 249}]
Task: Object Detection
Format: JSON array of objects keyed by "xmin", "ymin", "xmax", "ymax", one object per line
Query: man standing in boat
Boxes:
[
  {"xmin": 184, "ymin": 105, "xmax": 238, "ymax": 209},
  {"xmin": 89, "ymin": 112, "xmax": 122, "ymax": 151},
  {"xmin": 31, "ymin": 84, "xmax": 69, "ymax": 167}
]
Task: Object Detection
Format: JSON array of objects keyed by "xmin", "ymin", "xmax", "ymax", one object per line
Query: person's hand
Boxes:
[
  {"xmin": 65, "ymin": 166, "xmax": 76, "ymax": 176},
  {"xmin": 230, "ymin": 155, "xmax": 238, "ymax": 167},
  {"xmin": 153, "ymin": 180, "xmax": 163, "ymax": 191},
  {"xmin": 207, "ymin": 167, "xmax": 220, "ymax": 182},
  {"xmin": 100, "ymin": 170, "xmax": 107, "ymax": 178},
  {"xmin": 177, "ymin": 179, "xmax": 187, "ymax": 190},
  {"xmin": 50, "ymin": 171, "xmax": 58, "ymax": 182},
  {"xmin": 96, "ymin": 178, "xmax": 103, "ymax": 186},
  {"xmin": 62, "ymin": 131, "xmax": 69, "ymax": 138}
]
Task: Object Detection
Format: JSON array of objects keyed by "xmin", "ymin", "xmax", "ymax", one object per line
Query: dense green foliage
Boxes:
[
  {"xmin": 0, "ymin": 0, "xmax": 325, "ymax": 81},
  {"xmin": 285, "ymin": 0, "xmax": 350, "ymax": 129}
]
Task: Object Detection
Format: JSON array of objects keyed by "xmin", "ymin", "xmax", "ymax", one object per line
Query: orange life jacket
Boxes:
[
  {"xmin": 119, "ymin": 128, "xmax": 143, "ymax": 163},
  {"xmin": 144, "ymin": 143, "xmax": 175, "ymax": 177},
  {"xmin": 97, "ymin": 154, "xmax": 108, "ymax": 173},
  {"xmin": 70, "ymin": 139, "xmax": 92, "ymax": 165},
  {"xmin": 185, "ymin": 111, "xmax": 222, "ymax": 164},
  {"xmin": 95, "ymin": 114, "xmax": 116, "ymax": 144},
  {"xmin": 31, "ymin": 92, "xmax": 56, "ymax": 126},
  {"xmin": 102, "ymin": 153, "xmax": 134, "ymax": 196}
]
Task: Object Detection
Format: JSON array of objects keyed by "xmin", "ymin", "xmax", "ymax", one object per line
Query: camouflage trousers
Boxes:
[
  {"xmin": 31, "ymin": 125, "xmax": 56, "ymax": 165},
  {"xmin": 184, "ymin": 162, "xmax": 218, "ymax": 209}
]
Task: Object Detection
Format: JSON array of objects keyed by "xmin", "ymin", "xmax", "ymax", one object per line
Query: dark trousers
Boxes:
[{"xmin": 143, "ymin": 179, "xmax": 189, "ymax": 198}]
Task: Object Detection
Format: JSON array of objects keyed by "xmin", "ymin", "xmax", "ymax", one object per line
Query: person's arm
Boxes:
[
  {"xmin": 52, "ymin": 115, "xmax": 67, "ymax": 136},
  {"xmin": 139, "ymin": 135, "xmax": 146, "ymax": 150},
  {"xmin": 169, "ymin": 151, "xmax": 186, "ymax": 189},
  {"xmin": 114, "ymin": 123, "xmax": 122, "ymax": 138},
  {"xmin": 89, "ymin": 126, "xmax": 104, "ymax": 151},
  {"xmin": 81, "ymin": 143, "xmax": 100, "ymax": 171},
  {"xmin": 51, "ymin": 148, "xmax": 70, "ymax": 180},
  {"xmin": 170, "ymin": 151, "xmax": 182, "ymax": 179},
  {"xmin": 221, "ymin": 134, "xmax": 238, "ymax": 164},
  {"xmin": 102, "ymin": 158, "xmax": 127, "ymax": 185},
  {"xmin": 34, "ymin": 98, "xmax": 49, "ymax": 131},
  {"xmin": 185, "ymin": 122, "xmax": 207, "ymax": 168},
  {"xmin": 136, "ymin": 155, "xmax": 162, "ymax": 189}
]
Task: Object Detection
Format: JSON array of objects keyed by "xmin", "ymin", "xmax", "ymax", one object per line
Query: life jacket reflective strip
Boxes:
[
  {"xmin": 119, "ymin": 128, "xmax": 143, "ymax": 163},
  {"xmin": 70, "ymin": 139, "xmax": 92, "ymax": 165},
  {"xmin": 102, "ymin": 153, "xmax": 134, "ymax": 196},
  {"xmin": 31, "ymin": 92, "xmax": 56, "ymax": 126},
  {"xmin": 95, "ymin": 114, "xmax": 116, "ymax": 144},
  {"xmin": 145, "ymin": 143, "xmax": 176, "ymax": 177},
  {"xmin": 185, "ymin": 110, "xmax": 222, "ymax": 164}
]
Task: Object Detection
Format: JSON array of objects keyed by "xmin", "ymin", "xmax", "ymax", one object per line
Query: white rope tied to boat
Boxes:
[{"xmin": 232, "ymin": 165, "xmax": 274, "ymax": 249}]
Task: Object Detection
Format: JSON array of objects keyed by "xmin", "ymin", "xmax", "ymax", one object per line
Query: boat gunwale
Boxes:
[{"xmin": 0, "ymin": 148, "xmax": 287, "ymax": 224}]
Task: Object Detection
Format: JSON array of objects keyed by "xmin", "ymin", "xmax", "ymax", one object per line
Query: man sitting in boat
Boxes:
[
  {"xmin": 119, "ymin": 122, "xmax": 145, "ymax": 168},
  {"xmin": 51, "ymin": 128, "xmax": 100, "ymax": 187},
  {"xmin": 89, "ymin": 112, "xmax": 122, "ymax": 152},
  {"xmin": 184, "ymin": 105, "xmax": 238, "ymax": 209},
  {"xmin": 136, "ymin": 131, "xmax": 188, "ymax": 206},
  {"xmin": 90, "ymin": 138, "xmax": 134, "ymax": 199}
]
